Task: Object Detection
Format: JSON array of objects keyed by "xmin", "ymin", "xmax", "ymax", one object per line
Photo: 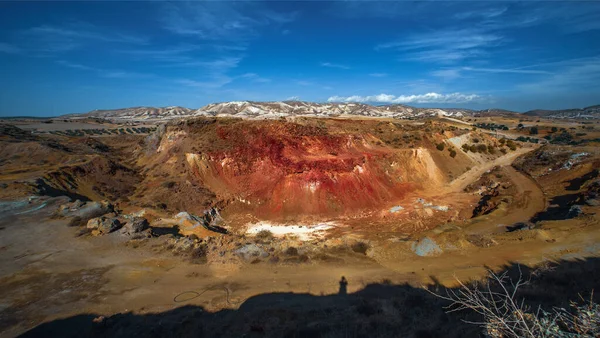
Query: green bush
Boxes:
[{"xmin": 436, "ymin": 143, "xmax": 445, "ymax": 151}]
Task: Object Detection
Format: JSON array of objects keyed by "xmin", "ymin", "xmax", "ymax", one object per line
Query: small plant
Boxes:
[
  {"xmin": 436, "ymin": 143, "xmax": 445, "ymax": 151},
  {"xmin": 285, "ymin": 247, "xmax": 299, "ymax": 256},
  {"xmin": 450, "ymin": 150, "xmax": 457, "ymax": 158},
  {"xmin": 350, "ymin": 241, "xmax": 369, "ymax": 255},
  {"xmin": 255, "ymin": 229, "xmax": 273, "ymax": 240},
  {"xmin": 530, "ymin": 126, "xmax": 539, "ymax": 135}
]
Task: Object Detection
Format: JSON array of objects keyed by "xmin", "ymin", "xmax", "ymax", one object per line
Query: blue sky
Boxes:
[{"xmin": 1, "ymin": 1, "xmax": 599, "ymax": 116}]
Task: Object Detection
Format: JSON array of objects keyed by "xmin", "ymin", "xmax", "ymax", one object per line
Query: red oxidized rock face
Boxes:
[{"xmin": 186, "ymin": 123, "xmax": 441, "ymax": 220}]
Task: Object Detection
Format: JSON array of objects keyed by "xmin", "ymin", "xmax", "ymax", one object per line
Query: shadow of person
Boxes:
[{"xmin": 338, "ymin": 276, "xmax": 348, "ymax": 295}]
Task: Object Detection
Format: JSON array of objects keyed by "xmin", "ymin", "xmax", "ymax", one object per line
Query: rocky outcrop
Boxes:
[
  {"xmin": 57, "ymin": 200, "xmax": 114, "ymax": 224},
  {"xmin": 87, "ymin": 216, "xmax": 122, "ymax": 235}
]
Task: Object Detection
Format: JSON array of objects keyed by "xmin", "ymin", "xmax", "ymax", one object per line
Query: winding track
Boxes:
[{"xmin": 447, "ymin": 144, "xmax": 546, "ymax": 234}]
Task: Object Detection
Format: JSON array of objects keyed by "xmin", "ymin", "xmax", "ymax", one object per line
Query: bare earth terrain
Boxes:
[{"xmin": 0, "ymin": 110, "xmax": 599, "ymax": 337}]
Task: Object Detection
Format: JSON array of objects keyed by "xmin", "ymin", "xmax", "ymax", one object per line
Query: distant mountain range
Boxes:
[
  {"xmin": 65, "ymin": 101, "xmax": 600, "ymax": 121},
  {"xmin": 522, "ymin": 105, "xmax": 600, "ymax": 119}
]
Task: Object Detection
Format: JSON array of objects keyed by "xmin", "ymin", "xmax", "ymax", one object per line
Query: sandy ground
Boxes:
[{"xmin": 2, "ymin": 178, "xmax": 599, "ymax": 337}]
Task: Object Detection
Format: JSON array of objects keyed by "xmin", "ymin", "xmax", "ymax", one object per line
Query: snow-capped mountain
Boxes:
[
  {"xmin": 192, "ymin": 101, "xmax": 473, "ymax": 119},
  {"xmin": 64, "ymin": 101, "xmax": 599, "ymax": 122}
]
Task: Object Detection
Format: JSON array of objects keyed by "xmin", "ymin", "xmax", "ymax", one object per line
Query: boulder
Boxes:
[
  {"xmin": 175, "ymin": 208, "xmax": 227, "ymax": 237},
  {"xmin": 567, "ymin": 205, "xmax": 583, "ymax": 218},
  {"xmin": 58, "ymin": 200, "xmax": 114, "ymax": 220},
  {"xmin": 87, "ymin": 216, "xmax": 122, "ymax": 234},
  {"xmin": 124, "ymin": 217, "xmax": 149, "ymax": 233},
  {"xmin": 585, "ymin": 199, "xmax": 600, "ymax": 206},
  {"xmin": 235, "ymin": 244, "xmax": 269, "ymax": 261},
  {"xmin": 411, "ymin": 237, "xmax": 442, "ymax": 257},
  {"xmin": 506, "ymin": 222, "xmax": 535, "ymax": 232}
]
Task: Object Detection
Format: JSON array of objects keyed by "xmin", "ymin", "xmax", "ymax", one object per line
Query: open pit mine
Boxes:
[{"xmin": 1, "ymin": 104, "xmax": 600, "ymax": 337}]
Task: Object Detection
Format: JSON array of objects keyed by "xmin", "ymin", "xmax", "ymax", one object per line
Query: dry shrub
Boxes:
[
  {"xmin": 429, "ymin": 267, "xmax": 600, "ymax": 338},
  {"xmin": 255, "ymin": 230, "xmax": 273, "ymax": 240},
  {"xmin": 351, "ymin": 241, "xmax": 370, "ymax": 255}
]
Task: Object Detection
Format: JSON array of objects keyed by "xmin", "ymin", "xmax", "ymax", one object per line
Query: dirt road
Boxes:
[
  {"xmin": 447, "ymin": 145, "xmax": 538, "ymax": 192},
  {"xmin": 465, "ymin": 165, "xmax": 546, "ymax": 234}
]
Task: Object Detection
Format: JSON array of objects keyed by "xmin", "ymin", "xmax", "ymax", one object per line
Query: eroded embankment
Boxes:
[{"xmin": 151, "ymin": 120, "xmax": 448, "ymax": 220}]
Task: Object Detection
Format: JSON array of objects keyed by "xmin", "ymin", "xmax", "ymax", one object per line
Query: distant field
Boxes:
[
  {"xmin": 11, "ymin": 120, "xmax": 156, "ymax": 136},
  {"xmin": 17, "ymin": 121, "xmax": 115, "ymax": 131}
]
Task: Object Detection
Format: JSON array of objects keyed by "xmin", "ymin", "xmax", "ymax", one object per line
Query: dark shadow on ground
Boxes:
[
  {"xmin": 150, "ymin": 225, "xmax": 181, "ymax": 237},
  {"xmin": 531, "ymin": 193, "xmax": 583, "ymax": 222},
  {"xmin": 565, "ymin": 169, "xmax": 598, "ymax": 191},
  {"xmin": 17, "ymin": 258, "xmax": 600, "ymax": 338},
  {"xmin": 34, "ymin": 178, "xmax": 90, "ymax": 202}
]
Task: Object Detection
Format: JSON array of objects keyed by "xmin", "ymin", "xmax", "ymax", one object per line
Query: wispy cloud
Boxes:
[
  {"xmin": 17, "ymin": 23, "xmax": 147, "ymax": 53},
  {"xmin": 57, "ymin": 60, "xmax": 96, "ymax": 71},
  {"xmin": 162, "ymin": 2, "xmax": 296, "ymax": 41},
  {"xmin": 25, "ymin": 24, "xmax": 147, "ymax": 45},
  {"xmin": 117, "ymin": 44, "xmax": 201, "ymax": 63},
  {"xmin": 454, "ymin": 6, "xmax": 507, "ymax": 20},
  {"xmin": 432, "ymin": 66, "xmax": 551, "ymax": 80},
  {"xmin": 56, "ymin": 60, "xmax": 153, "ymax": 79},
  {"xmin": 518, "ymin": 57, "xmax": 600, "ymax": 92},
  {"xmin": 286, "ymin": 96, "xmax": 300, "ymax": 101},
  {"xmin": 295, "ymin": 80, "xmax": 313, "ymax": 86},
  {"xmin": 328, "ymin": 92, "xmax": 485, "ymax": 104},
  {"xmin": 377, "ymin": 28, "xmax": 503, "ymax": 63},
  {"xmin": 240, "ymin": 73, "xmax": 271, "ymax": 83},
  {"xmin": 369, "ymin": 73, "xmax": 388, "ymax": 77},
  {"xmin": 462, "ymin": 67, "xmax": 551, "ymax": 75},
  {"xmin": 174, "ymin": 57, "xmax": 246, "ymax": 89},
  {"xmin": 177, "ymin": 76, "xmax": 233, "ymax": 89},
  {"xmin": 0, "ymin": 42, "xmax": 21, "ymax": 54},
  {"xmin": 431, "ymin": 69, "xmax": 462, "ymax": 81},
  {"xmin": 320, "ymin": 62, "xmax": 350, "ymax": 70}
]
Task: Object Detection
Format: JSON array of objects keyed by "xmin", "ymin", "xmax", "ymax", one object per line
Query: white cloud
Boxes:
[
  {"xmin": 369, "ymin": 73, "xmax": 388, "ymax": 77},
  {"xmin": 320, "ymin": 62, "xmax": 350, "ymax": 70},
  {"xmin": 286, "ymin": 96, "xmax": 300, "ymax": 101},
  {"xmin": 431, "ymin": 69, "xmax": 462, "ymax": 80},
  {"xmin": 327, "ymin": 92, "xmax": 484, "ymax": 104},
  {"xmin": 0, "ymin": 42, "xmax": 21, "ymax": 54},
  {"xmin": 240, "ymin": 73, "xmax": 271, "ymax": 83},
  {"xmin": 462, "ymin": 67, "xmax": 551, "ymax": 74}
]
